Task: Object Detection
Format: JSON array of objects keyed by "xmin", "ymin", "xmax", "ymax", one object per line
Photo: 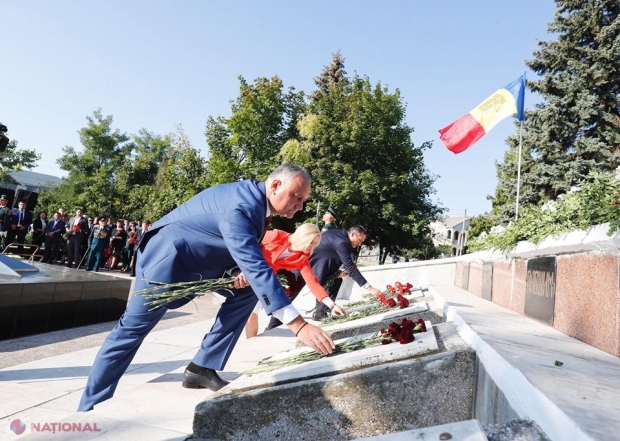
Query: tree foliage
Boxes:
[
  {"xmin": 204, "ymin": 76, "xmax": 306, "ymax": 186},
  {"xmin": 284, "ymin": 53, "xmax": 443, "ymax": 262},
  {"xmin": 493, "ymin": 0, "xmax": 620, "ymax": 221},
  {"xmin": 467, "ymin": 214, "xmax": 495, "ymax": 240},
  {"xmin": 471, "ymin": 168, "xmax": 620, "ymax": 252},
  {"xmin": 38, "ymin": 110, "xmax": 174, "ymax": 221},
  {"xmin": 0, "ymin": 122, "xmax": 41, "ymax": 184},
  {"xmin": 147, "ymin": 124, "xmax": 208, "ymax": 220}
]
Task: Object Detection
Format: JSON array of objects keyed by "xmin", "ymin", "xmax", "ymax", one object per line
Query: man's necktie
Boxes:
[
  {"xmin": 260, "ymin": 216, "xmax": 272, "ymax": 242},
  {"xmin": 19, "ymin": 211, "xmax": 23, "ymax": 225}
]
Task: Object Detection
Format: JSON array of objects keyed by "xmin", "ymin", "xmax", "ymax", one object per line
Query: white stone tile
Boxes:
[
  {"xmin": 357, "ymin": 419, "xmax": 486, "ymax": 441},
  {"xmin": 144, "ymin": 320, "xmax": 216, "ymax": 348},
  {"xmin": 230, "ymin": 320, "xmax": 437, "ymax": 391}
]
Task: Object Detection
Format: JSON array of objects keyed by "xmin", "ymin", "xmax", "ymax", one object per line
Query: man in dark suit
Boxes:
[
  {"xmin": 264, "ymin": 225, "xmax": 384, "ymax": 330},
  {"xmin": 65, "ymin": 208, "xmax": 90, "ymax": 268},
  {"xmin": 4, "ymin": 201, "xmax": 33, "ymax": 250},
  {"xmin": 309, "ymin": 226, "xmax": 384, "ymax": 320},
  {"xmin": 42, "ymin": 212, "xmax": 66, "ymax": 263},
  {"xmin": 78, "ymin": 163, "xmax": 335, "ymax": 412},
  {"xmin": 31, "ymin": 211, "xmax": 47, "ymax": 247}
]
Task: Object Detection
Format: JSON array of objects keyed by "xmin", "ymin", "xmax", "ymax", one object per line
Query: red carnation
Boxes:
[
  {"xmin": 387, "ymin": 298, "xmax": 397, "ymax": 308},
  {"xmin": 397, "ymin": 294, "xmax": 410, "ymax": 308}
]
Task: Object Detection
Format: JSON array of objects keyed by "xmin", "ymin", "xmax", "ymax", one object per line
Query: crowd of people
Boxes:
[{"xmin": 0, "ymin": 194, "xmax": 151, "ymax": 277}]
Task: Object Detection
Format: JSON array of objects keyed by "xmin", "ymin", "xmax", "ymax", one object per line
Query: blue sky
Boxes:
[{"xmin": 2, "ymin": 1, "xmax": 557, "ymax": 216}]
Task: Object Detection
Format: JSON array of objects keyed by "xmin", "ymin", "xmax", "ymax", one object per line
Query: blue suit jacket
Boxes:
[
  {"xmin": 9, "ymin": 209, "xmax": 33, "ymax": 228},
  {"xmin": 45, "ymin": 218, "xmax": 66, "ymax": 238},
  {"xmin": 309, "ymin": 229, "xmax": 368, "ymax": 287},
  {"xmin": 138, "ymin": 179, "xmax": 290, "ymax": 314}
]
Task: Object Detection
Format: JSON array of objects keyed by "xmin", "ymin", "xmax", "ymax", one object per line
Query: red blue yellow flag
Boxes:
[{"xmin": 439, "ymin": 75, "xmax": 525, "ymax": 154}]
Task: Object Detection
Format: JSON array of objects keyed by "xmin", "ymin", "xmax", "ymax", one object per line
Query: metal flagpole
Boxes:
[{"xmin": 515, "ymin": 120, "xmax": 523, "ymax": 220}]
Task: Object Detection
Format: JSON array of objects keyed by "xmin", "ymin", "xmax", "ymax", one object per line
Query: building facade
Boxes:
[{"xmin": 430, "ymin": 216, "xmax": 472, "ymax": 256}]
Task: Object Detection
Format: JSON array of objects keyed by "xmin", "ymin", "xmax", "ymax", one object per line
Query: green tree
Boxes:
[
  {"xmin": 148, "ymin": 124, "xmax": 208, "ymax": 220},
  {"xmin": 38, "ymin": 109, "xmax": 133, "ymax": 218},
  {"xmin": 204, "ymin": 76, "xmax": 306, "ymax": 186},
  {"xmin": 285, "ymin": 53, "xmax": 443, "ymax": 263},
  {"xmin": 467, "ymin": 214, "xmax": 495, "ymax": 240},
  {"xmin": 115, "ymin": 129, "xmax": 171, "ymax": 220},
  {"xmin": 494, "ymin": 0, "xmax": 620, "ymax": 220},
  {"xmin": 0, "ymin": 123, "xmax": 41, "ymax": 183}
]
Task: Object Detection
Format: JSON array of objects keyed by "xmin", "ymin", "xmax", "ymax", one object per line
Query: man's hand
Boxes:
[
  {"xmin": 228, "ymin": 270, "xmax": 250, "ymax": 289},
  {"xmin": 291, "ymin": 318, "xmax": 335, "ymax": 355},
  {"xmin": 368, "ymin": 286, "xmax": 383, "ymax": 300},
  {"xmin": 331, "ymin": 305, "xmax": 347, "ymax": 316}
]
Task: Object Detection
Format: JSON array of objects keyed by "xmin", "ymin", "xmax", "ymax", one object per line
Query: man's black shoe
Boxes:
[
  {"xmin": 182, "ymin": 367, "xmax": 229, "ymax": 391},
  {"xmin": 312, "ymin": 309, "xmax": 327, "ymax": 321}
]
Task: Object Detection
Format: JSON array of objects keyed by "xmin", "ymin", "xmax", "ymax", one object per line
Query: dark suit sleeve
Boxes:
[
  {"xmin": 219, "ymin": 206, "xmax": 291, "ymax": 314},
  {"xmin": 333, "ymin": 237, "xmax": 368, "ymax": 287}
]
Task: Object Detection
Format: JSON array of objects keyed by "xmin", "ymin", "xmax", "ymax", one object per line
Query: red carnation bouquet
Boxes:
[{"xmin": 380, "ymin": 318, "xmax": 426, "ymax": 345}]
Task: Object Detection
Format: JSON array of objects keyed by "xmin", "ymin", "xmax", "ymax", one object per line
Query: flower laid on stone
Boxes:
[
  {"xmin": 321, "ymin": 281, "xmax": 416, "ymax": 325},
  {"xmin": 244, "ymin": 318, "xmax": 428, "ymax": 375},
  {"xmin": 380, "ymin": 318, "xmax": 426, "ymax": 345},
  {"xmin": 135, "ymin": 275, "xmax": 287, "ymax": 311},
  {"xmin": 320, "ymin": 304, "xmax": 391, "ymax": 325}
]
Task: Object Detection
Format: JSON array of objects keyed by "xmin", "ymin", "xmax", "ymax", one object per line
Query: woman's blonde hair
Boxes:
[{"xmin": 289, "ymin": 223, "xmax": 321, "ymax": 252}]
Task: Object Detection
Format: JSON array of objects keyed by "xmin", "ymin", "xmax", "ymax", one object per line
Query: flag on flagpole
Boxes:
[{"xmin": 439, "ymin": 75, "xmax": 525, "ymax": 154}]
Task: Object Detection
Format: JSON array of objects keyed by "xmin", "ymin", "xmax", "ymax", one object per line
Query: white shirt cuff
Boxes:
[
  {"xmin": 362, "ymin": 282, "xmax": 370, "ymax": 289},
  {"xmin": 271, "ymin": 304, "xmax": 300, "ymax": 325}
]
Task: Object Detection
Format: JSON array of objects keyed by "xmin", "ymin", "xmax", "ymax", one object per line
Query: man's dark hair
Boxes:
[{"xmin": 348, "ymin": 225, "xmax": 367, "ymax": 236}]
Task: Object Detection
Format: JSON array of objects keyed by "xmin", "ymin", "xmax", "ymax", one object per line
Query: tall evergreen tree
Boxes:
[
  {"xmin": 285, "ymin": 53, "xmax": 442, "ymax": 262},
  {"xmin": 493, "ymin": 0, "xmax": 620, "ymax": 220}
]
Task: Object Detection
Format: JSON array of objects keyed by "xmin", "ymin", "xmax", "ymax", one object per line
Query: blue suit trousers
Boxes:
[{"xmin": 77, "ymin": 265, "xmax": 258, "ymax": 412}]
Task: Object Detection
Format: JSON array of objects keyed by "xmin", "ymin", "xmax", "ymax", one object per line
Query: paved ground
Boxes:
[
  {"xmin": 0, "ymin": 267, "xmax": 316, "ymax": 440},
  {"xmin": 0, "ymin": 270, "xmax": 220, "ymax": 369}
]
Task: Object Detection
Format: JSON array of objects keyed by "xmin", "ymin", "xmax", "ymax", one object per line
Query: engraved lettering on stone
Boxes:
[{"xmin": 526, "ymin": 269, "xmax": 555, "ymax": 299}]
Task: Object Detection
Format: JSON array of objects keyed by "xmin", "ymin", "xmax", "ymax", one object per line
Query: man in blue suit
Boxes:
[
  {"xmin": 309, "ymin": 226, "xmax": 384, "ymax": 320},
  {"xmin": 78, "ymin": 163, "xmax": 335, "ymax": 412},
  {"xmin": 4, "ymin": 201, "xmax": 33, "ymax": 250},
  {"xmin": 41, "ymin": 212, "xmax": 66, "ymax": 263}
]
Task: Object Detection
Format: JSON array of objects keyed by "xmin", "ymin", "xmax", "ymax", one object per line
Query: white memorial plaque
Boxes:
[{"xmin": 230, "ymin": 320, "xmax": 437, "ymax": 392}]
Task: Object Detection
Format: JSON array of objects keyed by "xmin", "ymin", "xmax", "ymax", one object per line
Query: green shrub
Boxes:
[{"xmin": 469, "ymin": 169, "xmax": 620, "ymax": 252}]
